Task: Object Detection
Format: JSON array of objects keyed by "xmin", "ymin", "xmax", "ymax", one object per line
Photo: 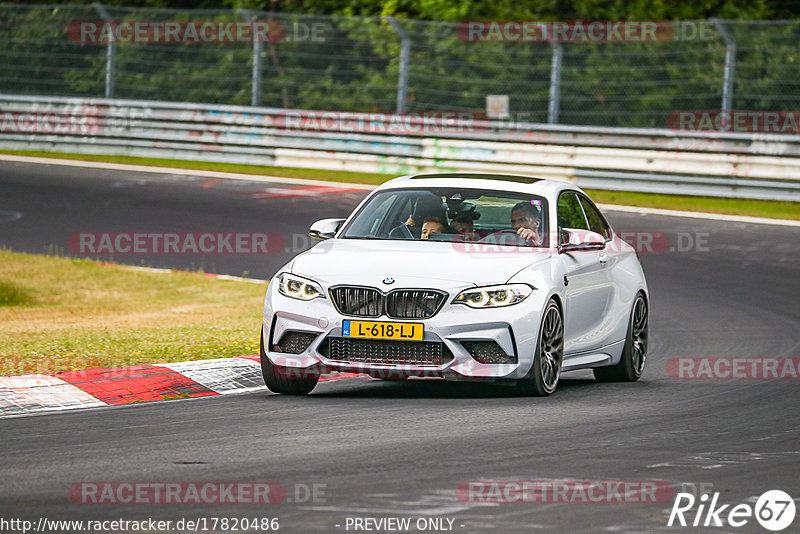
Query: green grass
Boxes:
[
  {"xmin": 585, "ymin": 189, "xmax": 800, "ymax": 221},
  {"xmin": 2, "ymin": 149, "xmax": 798, "ymax": 220},
  {"xmin": 0, "ymin": 280, "xmax": 35, "ymax": 306},
  {"xmin": 0, "ymin": 250, "xmax": 266, "ymax": 376}
]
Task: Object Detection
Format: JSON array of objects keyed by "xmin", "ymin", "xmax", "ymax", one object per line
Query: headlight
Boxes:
[
  {"xmin": 277, "ymin": 273, "xmax": 324, "ymax": 301},
  {"xmin": 454, "ymin": 284, "xmax": 533, "ymax": 308}
]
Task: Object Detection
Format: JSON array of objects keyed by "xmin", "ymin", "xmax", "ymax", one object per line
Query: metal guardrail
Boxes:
[{"xmin": 1, "ymin": 94, "xmax": 798, "ymax": 201}]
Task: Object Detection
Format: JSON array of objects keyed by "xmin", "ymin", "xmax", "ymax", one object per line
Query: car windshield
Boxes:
[{"xmin": 341, "ymin": 187, "xmax": 549, "ymax": 248}]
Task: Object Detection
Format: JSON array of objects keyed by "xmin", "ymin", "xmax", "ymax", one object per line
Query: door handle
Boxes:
[{"xmin": 599, "ymin": 254, "xmax": 608, "ymax": 264}]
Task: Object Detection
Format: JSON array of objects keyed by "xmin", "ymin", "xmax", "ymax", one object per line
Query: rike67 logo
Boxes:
[{"xmin": 668, "ymin": 490, "xmax": 795, "ymax": 531}]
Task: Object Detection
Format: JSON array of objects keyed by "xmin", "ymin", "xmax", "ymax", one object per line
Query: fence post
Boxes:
[
  {"xmin": 238, "ymin": 9, "xmax": 263, "ymax": 107},
  {"xmin": 547, "ymin": 41, "xmax": 563, "ymax": 124},
  {"xmin": 92, "ymin": 3, "xmax": 115, "ymax": 98},
  {"xmin": 252, "ymin": 31, "xmax": 263, "ymax": 107},
  {"xmin": 384, "ymin": 16, "xmax": 410, "ymax": 114},
  {"xmin": 712, "ymin": 19, "xmax": 736, "ymax": 113}
]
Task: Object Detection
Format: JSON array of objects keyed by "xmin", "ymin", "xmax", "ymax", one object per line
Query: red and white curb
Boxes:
[{"xmin": 0, "ymin": 356, "xmax": 363, "ymax": 418}]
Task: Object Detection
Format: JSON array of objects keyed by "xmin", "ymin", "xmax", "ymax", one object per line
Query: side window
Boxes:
[
  {"xmin": 579, "ymin": 196, "xmax": 612, "ymax": 240},
  {"xmin": 557, "ymin": 192, "xmax": 589, "ymax": 231}
]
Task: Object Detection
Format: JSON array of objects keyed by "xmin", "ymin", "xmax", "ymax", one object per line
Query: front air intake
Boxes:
[
  {"xmin": 276, "ymin": 331, "xmax": 318, "ymax": 354},
  {"xmin": 320, "ymin": 337, "xmax": 454, "ymax": 367},
  {"xmin": 461, "ymin": 340, "xmax": 517, "ymax": 364}
]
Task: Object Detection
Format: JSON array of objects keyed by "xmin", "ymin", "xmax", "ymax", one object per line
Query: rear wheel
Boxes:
[
  {"xmin": 517, "ymin": 299, "xmax": 563, "ymax": 396},
  {"xmin": 260, "ymin": 332, "xmax": 319, "ymax": 395},
  {"xmin": 593, "ymin": 293, "xmax": 648, "ymax": 382}
]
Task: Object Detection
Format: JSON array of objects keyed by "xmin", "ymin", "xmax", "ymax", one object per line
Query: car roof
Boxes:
[{"xmin": 378, "ymin": 172, "xmax": 583, "ymax": 199}]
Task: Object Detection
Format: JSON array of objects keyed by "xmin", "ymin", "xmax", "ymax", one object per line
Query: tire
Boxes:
[
  {"xmin": 260, "ymin": 332, "xmax": 319, "ymax": 395},
  {"xmin": 593, "ymin": 293, "xmax": 648, "ymax": 382},
  {"xmin": 517, "ymin": 299, "xmax": 564, "ymax": 397}
]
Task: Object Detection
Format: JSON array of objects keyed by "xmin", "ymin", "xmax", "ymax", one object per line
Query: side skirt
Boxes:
[{"xmin": 562, "ymin": 339, "xmax": 625, "ymax": 371}]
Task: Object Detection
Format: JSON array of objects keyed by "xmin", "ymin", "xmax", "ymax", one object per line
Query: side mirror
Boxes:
[
  {"xmin": 559, "ymin": 228, "xmax": 605, "ymax": 253},
  {"xmin": 309, "ymin": 218, "xmax": 346, "ymax": 240}
]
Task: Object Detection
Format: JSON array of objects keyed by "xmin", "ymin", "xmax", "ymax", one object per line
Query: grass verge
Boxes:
[
  {"xmin": 0, "ymin": 249, "xmax": 266, "ymax": 376},
  {"xmin": 1, "ymin": 149, "xmax": 798, "ymax": 220},
  {"xmin": 586, "ymin": 189, "xmax": 800, "ymax": 221}
]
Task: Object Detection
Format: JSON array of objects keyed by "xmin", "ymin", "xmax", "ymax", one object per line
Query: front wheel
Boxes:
[
  {"xmin": 517, "ymin": 299, "xmax": 564, "ymax": 396},
  {"xmin": 260, "ymin": 333, "xmax": 319, "ymax": 395},
  {"xmin": 594, "ymin": 293, "xmax": 648, "ymax": 382}
]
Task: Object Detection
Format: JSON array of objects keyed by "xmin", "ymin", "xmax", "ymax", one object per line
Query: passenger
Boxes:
[
  {"xmin": 450, "ymin": 214, "xmax": 474, "ymax": 234},
  {"xmin": 421, "ymin": 216, "xmax": 448, "ymax": 240},
  {"xmin": 392, "ymin": 194, "xmax": 447, "ymax": 239},
  {"xmin": 511, "ymin": 201, "xmax": 542, "ymax": 245},
  {"xmin": 450, "ymin": 214, "xmax": 479, "ymax": 241}
]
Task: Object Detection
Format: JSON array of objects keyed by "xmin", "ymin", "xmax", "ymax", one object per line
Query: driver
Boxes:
[{"xmin": 511, "ymin": 201, "xmax": 542, "ymax": 245}]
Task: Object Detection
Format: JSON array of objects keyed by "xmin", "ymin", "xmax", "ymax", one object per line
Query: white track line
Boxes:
[
  {"xmin": 113, "ymin": 264, "xmax": 267, "ymax": 284},
  {"xmin": 1, "ymin": 154, "xmax": 797, "ymax": 226},
  {"xmin": 0, "ymin": 154, "xmax": 376, "ymax": 189}
]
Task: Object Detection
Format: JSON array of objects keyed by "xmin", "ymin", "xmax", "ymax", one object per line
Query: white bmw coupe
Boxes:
[{"xmin": 261, "ymin": 173, "xmax": 648, "ymax": 396}]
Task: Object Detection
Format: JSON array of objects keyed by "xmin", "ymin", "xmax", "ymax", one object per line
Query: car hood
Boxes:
[{"xmin": 290, "ymin": 239, "xmax": 551, "ymax": 288}]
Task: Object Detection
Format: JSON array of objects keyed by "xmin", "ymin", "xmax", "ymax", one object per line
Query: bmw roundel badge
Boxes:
[{"xmin": 383, "ymin": 277, "xmax": 395, "ymax": 285}]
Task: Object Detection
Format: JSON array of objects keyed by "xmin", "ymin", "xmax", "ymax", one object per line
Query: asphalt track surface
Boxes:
[{"xmin": 0, "ymin": 160, "xmax": 798, "ymax": 533}]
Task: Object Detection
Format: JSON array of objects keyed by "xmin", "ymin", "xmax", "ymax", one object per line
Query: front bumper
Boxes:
[{"xmin": 262, "ymin": 282, "xmax": 549, "ymax": 381}]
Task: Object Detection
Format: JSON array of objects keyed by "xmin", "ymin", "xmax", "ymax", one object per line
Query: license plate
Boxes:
[{"xmin": 342, "ymin": 320, "xmax": 423, "ymax": 341}]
